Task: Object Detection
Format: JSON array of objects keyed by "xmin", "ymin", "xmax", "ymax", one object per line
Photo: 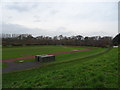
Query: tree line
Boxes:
[{"xmin": 1, "ymin": 34, "xmax": 113, "ymax": 47}]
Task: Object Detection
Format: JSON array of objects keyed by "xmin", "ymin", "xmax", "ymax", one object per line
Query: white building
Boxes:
[{"xmin": 113, "ymin": 46, "xmax": 118, "ymax": 48}]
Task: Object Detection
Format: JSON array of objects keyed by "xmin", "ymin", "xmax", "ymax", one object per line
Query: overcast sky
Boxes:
[{"xmin": 1, "ymin": 0, "xmax": 119, "ymax": 37}]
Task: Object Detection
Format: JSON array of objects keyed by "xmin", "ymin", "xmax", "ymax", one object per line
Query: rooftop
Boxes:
[{"xmin": 35, "ymin": 55, "xmax": 54, "ymax": 58}]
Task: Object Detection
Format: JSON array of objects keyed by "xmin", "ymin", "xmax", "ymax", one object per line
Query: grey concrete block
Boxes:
[{"xmin": 35, "ymin": 55, "xmax": 55, "ymax": 62}]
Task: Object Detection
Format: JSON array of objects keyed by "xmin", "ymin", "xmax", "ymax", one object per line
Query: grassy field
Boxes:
[
  {"xmin": 2, "ymin": 45, "xmax": 105, "ymax": 62},
  {"xmin": 0, "ymin": 63, "xmax": 7, "ymax": 68},
  {"xmin": 2, "ymin": 45, "xmax": 105, "ymax": 68},
  {"xmin": 2, "ymin": 46, "xmax": 118, "ymax": 88},
  {"xmin": 2, "ymin": 45, "xmax": 85, "ymax": 59}
]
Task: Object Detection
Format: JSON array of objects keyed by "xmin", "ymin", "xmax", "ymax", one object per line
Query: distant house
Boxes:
[
  {"xmin": 113, "ymin": 46, "xmax": 118, "ymax": 48},
  {"xmin": 112, "ymin": 33, "xmax": 120, "ymax": 46}
]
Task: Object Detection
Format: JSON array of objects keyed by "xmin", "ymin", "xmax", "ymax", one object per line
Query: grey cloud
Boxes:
[
  {"xmin": 1, "ymin": 23, "xmax": 114, "ymax": 37},
  {"xmin": 50, "ymin": 10, "xmax": 59, "ymax": 15},
  {"xmin": 33, "ymin": 15, "xmax": 40, "ymax": 18},
  {"xmin": 53, "ymin": 27, "xmax": 74, "ymax": 36},
  {"xmin": 29, "ymin": 27, "xmax": 74, "ymax": 36},
  {"xmin": 1, "ymin": 23, "xmax": 74, "ymax": 37},
  {"xmin": 2, "ymin": 23, "xmax": 51, "ymax": 36},
  {"xmin": 7, "ymin": 16, "xmax": 13, "ymax": 19},
  {"xmin": 56, "ymin": 27, "xmax": 66, "ymax": 31},
  {"xmin": 2, "ymin": 23, "xmax": 32, "ymax": 34},
  {"xmin": 34, "ymin": 20, "xmax": 41, "ymax": 22},
  {"xmin": 6, "ymin": 2, "xmax": 38, "ymax": 12},
  {"xmin": 1, "ymin": 23, "xmax": 52, "ymax": 36},
  {"xmin": 89, "ymin": 31, "xmax": 113, "ymax": 37},
  {"xmin": 33, "ymin": 15, "xmax": 41, "ymax": 22}
]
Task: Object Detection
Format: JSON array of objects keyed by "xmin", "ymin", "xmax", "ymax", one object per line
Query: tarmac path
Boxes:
[{"xmin": 2, "ymin": 48, "xmax": 91, "ymax": 73}]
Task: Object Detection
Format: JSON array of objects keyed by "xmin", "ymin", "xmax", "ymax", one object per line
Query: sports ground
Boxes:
[{"xmin": 2, "ymin": 45, "xmax": 118, "ymax": 88}]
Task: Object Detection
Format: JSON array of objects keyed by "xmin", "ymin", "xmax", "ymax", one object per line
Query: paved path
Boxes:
[
  {"xmin": 2, "ymin": 48, "xmax": 91, "ymax": 73},
  {"xmin": 2, "ymin": 61, "xmax": 40, "ymax": 73}
]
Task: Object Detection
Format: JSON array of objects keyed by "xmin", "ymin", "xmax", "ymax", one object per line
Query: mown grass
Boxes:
[
  {"xmin": 0, "ymin": 63, "xmax": 7, "ymax": 68},
  {"xmin": 2, "ymin": 45, "xmax": 85, "ymax": 59},
  {"xmin": 13, "ymin": 46, "xmax": 105, "ymax": 63},
  {"xmin": 2, "ymin": 45, "xmax": 104, "ymax": 63},
  {"xmin": 2, "ymin": 48, "xmax": 118, "ymax": 88}
]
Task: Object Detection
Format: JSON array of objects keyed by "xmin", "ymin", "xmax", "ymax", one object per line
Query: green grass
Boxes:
[
  {"xmin": 2, "ymin": 45, "xmax": 86, "ymax": 59},
  {"xmin": 12, "ymin": 46, "xmax": 105, "ymax": 63},
  {"xmin": 3, "ymin": 45, "xmax": 105, "ymax": 63},
  {"xmin": 0, "ymin": 62, "xmax": 8, "ymax": 68},
  {"xmin": 2, "ymin": 47, "xmax": 118, "ymax": 88}
]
